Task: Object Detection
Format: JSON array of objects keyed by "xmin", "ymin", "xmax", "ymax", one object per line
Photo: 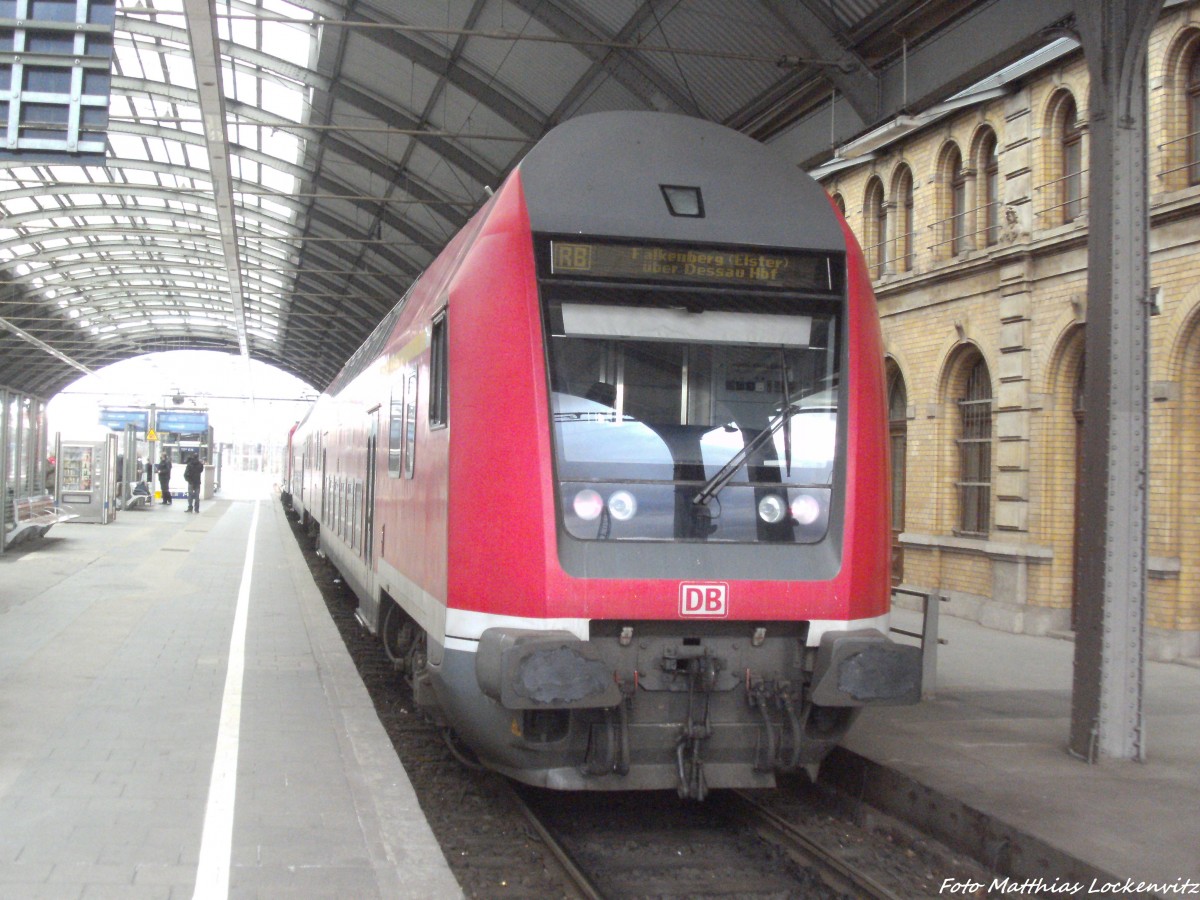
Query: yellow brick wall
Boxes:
[{"xmin": 820, "ymin": 8, "xmax": 1200, "ymax": 648}]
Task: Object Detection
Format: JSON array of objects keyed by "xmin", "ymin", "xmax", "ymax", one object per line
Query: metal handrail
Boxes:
[
  {"xmin": 890, "ymin": 586, "xmax": 947, "ymax": 700},
  {"xmin": 1157, "ymin": 128, "xmax": 1200, "ymax": 150},
  {"xmin": 925, "ymin": 200, "xmax": 1002, "ymax": 251}
]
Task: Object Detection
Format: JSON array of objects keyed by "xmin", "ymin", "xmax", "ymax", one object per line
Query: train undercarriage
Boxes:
[{"xmin": 379, "ymin": 598, "xmax": 920, "ymax": 800}]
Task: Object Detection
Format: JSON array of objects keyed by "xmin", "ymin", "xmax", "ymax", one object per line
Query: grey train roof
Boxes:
[{"xmin": 518, "ymin": 112, "xmax": 844, "ymax": 251}]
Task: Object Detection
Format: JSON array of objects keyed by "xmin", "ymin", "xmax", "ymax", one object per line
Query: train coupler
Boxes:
[{"xmin": 675, "ymin": 657, "xmax": 715, "ymax": 801}]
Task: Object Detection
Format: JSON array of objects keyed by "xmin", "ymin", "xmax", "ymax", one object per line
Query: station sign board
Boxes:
[
  {"xmin": 156, "ymin": 410, "xmax": 209, "ymax": 434},
  {"xmin": 99, "ymin": 408, "xmax": 150, "ymax": 432}
]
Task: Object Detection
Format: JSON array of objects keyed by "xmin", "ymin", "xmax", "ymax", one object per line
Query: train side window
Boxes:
[
  {"xmin": 388, "ymin": 378, "xmax": 404, "ymax": 478},
  {"xmin": 429, "ymin": 312, "xmax": 448, "ymax": 429}
]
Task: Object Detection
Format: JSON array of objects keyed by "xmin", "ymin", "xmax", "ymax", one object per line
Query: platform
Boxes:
[
  {"xmin": 836, "ymin": 607, "xmax": 1200, "ymax": 894},
  {"xmin": 0, "ymin": 475, "xmax": 462, "ymax": 899}
]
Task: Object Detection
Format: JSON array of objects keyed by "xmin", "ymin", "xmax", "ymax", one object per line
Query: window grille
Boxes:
[{"xmin": 956, "ymin": 358, "xmax": 992, "ymax": 536}]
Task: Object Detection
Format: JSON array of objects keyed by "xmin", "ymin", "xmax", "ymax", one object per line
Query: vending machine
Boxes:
[{"xmin": 54, "ymin": 434, "xmax": 118, "ymax": 524}]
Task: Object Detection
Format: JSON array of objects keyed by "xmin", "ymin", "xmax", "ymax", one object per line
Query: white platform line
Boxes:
[{"xmin": 193, "ymin": 501, "xmax": 260, "ymax": 900}]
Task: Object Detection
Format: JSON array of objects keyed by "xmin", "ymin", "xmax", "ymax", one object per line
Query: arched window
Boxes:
[
  {"xmin": 865, "ymin": 177, "xmax": 887, "ymax": 278},
  {"xmin": 887, "ymin": 368, "xmax": 908, "ymax": 584},
  {"xmin": 894, "ymin": 166, "xmax": 914, "ymax": 272},
  {"xmin": 1188, "ymin": 48, "xmax": 1200, "ymax": 185},
  {"xmin": 941, "ymin": 145, "xmax": 967, "ymax": 256},
  {"xmin": 957, "ymin": 355, "xmax": 992, "ymax": 536},
  {"xmin": 978, "ymin": 130, "xmax": 1000, "ymax": 245},
  {"xmin": 1061, "ymin": 97, "xmax": 1084, "ymax": 223},
  {"xmin": 831, "ymin": 192, "xmax": 846, "ymax": 216}
]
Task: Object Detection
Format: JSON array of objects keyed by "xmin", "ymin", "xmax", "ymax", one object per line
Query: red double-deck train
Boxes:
[{"xmin": 283, "ymin": 111, "xmax": 919, "ymax": 799}]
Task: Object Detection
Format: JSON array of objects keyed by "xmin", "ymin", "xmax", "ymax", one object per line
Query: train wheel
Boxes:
[
  {"xmin": 406, "ymin": 630, "xmax": 427, "ymax": 685},
  {"xmin": 381, "ymin": 601, "xmax": 415, "ymax": 669}
]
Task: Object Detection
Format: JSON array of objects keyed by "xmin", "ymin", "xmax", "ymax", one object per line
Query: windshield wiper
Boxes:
[
  {"xmin": 692, "ymin": 403, "xmax": 803, "ymax": 509},
  {"xmin": 780, "ymin": 349, "xmax": 793, "ymax": 476}
]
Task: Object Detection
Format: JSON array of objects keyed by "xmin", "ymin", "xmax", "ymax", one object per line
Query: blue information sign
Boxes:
[
  {"xmin": 156, "ymin": 410, "xmax": 209, "ymax": 433},
  {"xmin": 100, "ymin": 408, "xmax": 150, "ymax": 432}
]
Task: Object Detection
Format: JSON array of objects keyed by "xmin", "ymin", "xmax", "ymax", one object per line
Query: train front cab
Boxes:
[
  {"xmin": 272, "ymin": 113, "xmax": 922, "ymax": 800},
  {"xmin": 426, "ymin": 141, "xmax": 919, "ymax": 797}
]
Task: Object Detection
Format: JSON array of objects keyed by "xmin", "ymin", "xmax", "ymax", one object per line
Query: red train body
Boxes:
[{"xmin": 284, "ymin": 112, "xmax": 919, "ymax": 798}]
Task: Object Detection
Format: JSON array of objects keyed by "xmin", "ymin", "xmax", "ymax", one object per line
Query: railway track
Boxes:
[
  {"xmin": 294, "ymin": 509, "xmax": 992, "ymax": 899},
  {"xmin": 723, "ymin": 790, "xmax": 905, "ymax": 899},
  {"xmin": 513, "ymin": 783, "xmax": 912, "ymax": 899}
]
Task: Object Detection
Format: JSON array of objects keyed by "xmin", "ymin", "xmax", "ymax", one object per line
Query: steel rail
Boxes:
[
  {"xmin": 726, "ymin": 790, "xmax": 905, "ymax": 900},
  {"xmin": 504, "ymin": 783, "xmax": 605, "ymax": 900}
]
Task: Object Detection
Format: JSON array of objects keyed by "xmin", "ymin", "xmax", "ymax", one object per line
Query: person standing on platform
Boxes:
[
  {"xmin": 157, "ymin": 451, "xmax": 173, "ymax": 505},
  {"xmin": 184, "ymin": 453, "xmax": 203, "ymax": 513}
]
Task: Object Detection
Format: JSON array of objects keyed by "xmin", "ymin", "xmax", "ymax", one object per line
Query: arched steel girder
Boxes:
[
  {"xmin": 0, "ymin": 182, "xmax": 221, "ymax": 214},
  {"xmin": 51, "ymin": 278, "xmax": 393, "ymax": 325},
  {"xmin": 345, "ymin": 3, "xmax": 547, "ymax": 139},
  {"xmin": 759, "ymin": 0, "xmax": 878, "ymax": 122},
  {"xmin": 114, "ymin": 77, "xmax": 481, "ymax": 252},
  {"xmin": 0, "ymin": 201, "xmax": 422, "ymax": 289},
  {"xmin": 325, "ymin": 79, "xmax": 509, "ymax": 190},
  {"xmin": 108, "ymin": 102, "xmax": 310, "ymax": 181},
  {"xmin": 121, "ymin": 27, "xmax": 502, "ymax": 278},
  {"xmin": 510, "ymin": 0, "xmax": 703, "ymax": 121},
  {"xmin": 274, "ymin": 325, "xmax": 367, "ymax": 380},
  {"xmin": 100, "ymin": 79, "xmax": 472, "ymax": 285},
  {"xmin": 6, "ymin": 241, "xmax": 295, "ymax": 280},
  {"xmin": 116, "ymin": 13, "xmax": 318, "ymax": 94},
  {"xmin": 35, "ymin": 277, "xmax": 232, "ymax": 301},
  {"xmin": 0, "ymin": 224, "xmax": 285, "ymax": 281},
  {"xmin": 0, "ymin": 198, "xmax": 289, "ymax": 238},
  {"xmin": 15, "ymin": 265, "xmax": 285, "ymax": 298},
  {"xmin": 7, "ymin": 239, "xmax": 402, "ymax": 311}
]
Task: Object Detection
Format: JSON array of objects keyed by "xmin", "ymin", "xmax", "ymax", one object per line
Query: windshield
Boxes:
[{"xmin": 545, "ymin": 290, "xmax": 840, "ymax": 544}]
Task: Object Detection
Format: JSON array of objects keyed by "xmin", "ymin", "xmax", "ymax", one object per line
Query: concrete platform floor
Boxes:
[
  {"xmin": 0, "ymin": 473, "xmax": 462, "ymax": 899},
  {"xmin": 838, "ymin": 606, "xmax": 1200, "ymax": 895}
]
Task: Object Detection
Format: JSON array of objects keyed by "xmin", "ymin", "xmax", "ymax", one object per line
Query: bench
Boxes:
[
  {"xmin": 890, "ymin": 586, "xmax": 948, "ymax": 699},
  {"xmin": 7, "ymin": 496, "xmax": 78, "ymax": 548},
  {"xmin": 123, "ymin": 483, "xmax": 152, "ymax": 510}
]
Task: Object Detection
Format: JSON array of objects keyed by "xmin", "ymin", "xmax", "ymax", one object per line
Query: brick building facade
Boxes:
[{"xmin": 817, "ymin": 3, "xmax": 1200, "ymax": 661}]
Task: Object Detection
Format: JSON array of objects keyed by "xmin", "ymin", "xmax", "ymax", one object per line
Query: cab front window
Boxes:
[{"xmin": 545, "ymin": 290, "xmax": 840, "ymax": 544}]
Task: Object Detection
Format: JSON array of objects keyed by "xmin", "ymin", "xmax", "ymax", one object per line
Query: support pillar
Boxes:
[
  {"xmin": 1068, "ymin": 0, "xmax": 1163, "ymax": 762},
  {"xmin": 0, "ymin": 388, "xmax": 8, "ymax": 556}
]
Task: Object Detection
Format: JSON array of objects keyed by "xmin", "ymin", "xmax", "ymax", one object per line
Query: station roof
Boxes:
[{"xmin": 0, "ymin": 0, "xmax": 1075, "ymax": 399}]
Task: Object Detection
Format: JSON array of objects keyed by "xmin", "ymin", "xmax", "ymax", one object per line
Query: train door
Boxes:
[
  {"xmin": 320, "ymin": 443, "xmax": 327, "ymax": 523},
  {"xmin": 365, "ymin": 410, "xmax": 378, "ymax": 565},
  {"xmin": 359, "ymin": 409, "xmax": 381, "ymax": 627}
]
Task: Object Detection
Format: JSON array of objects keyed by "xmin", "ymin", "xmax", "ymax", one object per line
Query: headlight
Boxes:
[
  {"xmin": 790, "ymin": 493, "xmax": 822, "ymax": 525},
  {"xmin": 573, "ymin": 489, "xmax": 604, "ymax": 521},
  {"xmin": 757, "ymin": 494, "xmax": 787, "ymax": 524},
  {"xmin": 607, "ymin": 490, "xmax": 637, "ymax": 521}
]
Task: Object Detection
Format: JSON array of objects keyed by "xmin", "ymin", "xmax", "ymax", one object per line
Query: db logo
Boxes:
[{"xmin": 679, "ymin": 582, "xmax": 729, "ymax": 617}]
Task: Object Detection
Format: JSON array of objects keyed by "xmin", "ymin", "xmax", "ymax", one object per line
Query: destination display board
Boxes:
[
  {"xmin": 99, "ymin": 407, "xmax": 150, "ymax": 432},
  {"xmin": 156, "ymin": 410, "xmax": 209, "ymax": 434},
  {"xmin": 548, "ymin": 240, "xmax": 836, "ymax": 292}
]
